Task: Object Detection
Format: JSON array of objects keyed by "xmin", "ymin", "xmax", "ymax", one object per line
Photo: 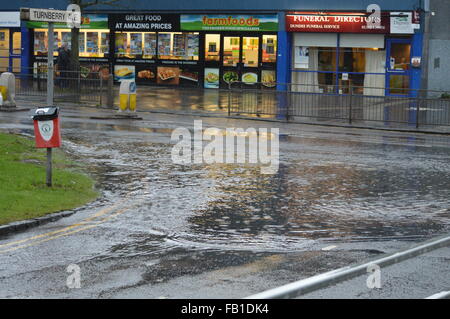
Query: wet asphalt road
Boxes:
[{"xmin": 0, "ymin": 105, "xmax": 449, "ymax": 299}]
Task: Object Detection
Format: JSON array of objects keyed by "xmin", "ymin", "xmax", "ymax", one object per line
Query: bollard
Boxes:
[
  {"xmin": 119, "ymin": 80, "xmax": 136, "ymax": 112},
  {"xmin": 0, "ymin": 72, "xmax": 16, "ymax": 108}
]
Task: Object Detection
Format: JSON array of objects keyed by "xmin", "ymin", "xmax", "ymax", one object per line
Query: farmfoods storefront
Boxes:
[
  {"xmin": 181, "ymin": 14, "xmax": 278, "ymax": 89},
  {"xmin": 110, "ymin": 13, "xmax": 279, "ymax": 89}
]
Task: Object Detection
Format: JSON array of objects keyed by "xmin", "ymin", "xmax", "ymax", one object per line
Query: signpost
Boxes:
[{"xmin": 21, "ymin": 7, "xmax": 80, "ymax": 186}]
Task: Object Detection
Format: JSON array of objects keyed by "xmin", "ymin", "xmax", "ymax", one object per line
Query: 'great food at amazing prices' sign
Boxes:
[
  {"xmin": 181, "ymin": 15, "xmax": 278, "ymax": 31},
  {"xmin": 109, "ymin": 14, "xmax": 180, "ymax": 31},
  {"xmin": 286, "ymin": 12, "xmax": 391, "ymax": 33}
]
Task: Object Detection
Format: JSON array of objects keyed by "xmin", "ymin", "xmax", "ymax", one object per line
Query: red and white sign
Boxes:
[
  {"xmin": 286, "ymin": 12, "xmax": 390, "ymax": 33},
  {"xmin": 33, "ymin": 112, "xmax": 61, "ymax": 148}
]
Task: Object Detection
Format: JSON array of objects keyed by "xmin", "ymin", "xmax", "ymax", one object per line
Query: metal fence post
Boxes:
[
  {"xmin": 416, "ymin": 96, "xmax": 420, "ymax": 129},
  {"xmin": 349, "ymin": 84, "xmax": 353, "ymax": 124},
  {"xmin": 286, "ymin": 83, "xmax": 290, "ymax": 122},
  {"xmin": 107, "ymin": 74, "xmax": 114, "ymax": 108},
  {"xmin": 228, "ymin": 82, "xmax": 231, "ymax": 116}
]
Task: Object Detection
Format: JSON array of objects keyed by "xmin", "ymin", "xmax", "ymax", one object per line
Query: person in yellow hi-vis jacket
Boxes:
[{"xmin": 119, "ymin": 80, "xmax": 136, "ymax": 112}]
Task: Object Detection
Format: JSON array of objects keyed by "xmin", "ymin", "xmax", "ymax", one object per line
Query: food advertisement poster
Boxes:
[
  {"xmin": 62, "ymin": 32, "xmax": 71, "ymax": 48},
  {"xmin": 222, "ymin": 70, "xmax": 238, "ymax": 86},
  {"xmin": 136, "ymin": 66, "xmax": 156, "ymax": 83},
  {"xmin": 86, "ymin": 32, "xmax": 99, "ymax": 53},
  {"xmin": 261, "ymin": 70, "xmax": 276, "ymax": 88},
  {"xmin": 242, "ymin": 72, "xmax": 258, "ymax": 85},
  {"xmin": 80, "ymin": 63, "xmax": 110, "ymax": 80},
  {"xmin": 130, "ymin": 33, "xmax": 143, "ymax": 55},
  {"xmin": 100, "ymin": 33, "xmax": 109, "ymax": 53},
  {"xmin": 114, "ymin": 65, "xmax": 135, "ymax": 82},
  {"xmin": 179, "ymin": 68, "xmax": 199, "ymax": 87},
  {"xmin": 115, "ymin": 33, "xmax": 127, "ymax": 56},
  {"xmin": 157, "ymin": 67, "xmax": 180, "ymax": 85},
  {"xmin": 79, "ymin": 32, "xmax": 85, "ymax": 52},
  {"xmin": 158, "ymin": 33, "xmax": 171, "ymax": 56},
  {"xmin": 204, "ymin": 68, "xmax": 220, "ymax": 89},
  {"xmin": 173, "ymin": 34, "xmax": 186, "ymax": 57},
  {"xmin": 34, "ymin": 32, "xmax": 47, "ymax": 54},
  {"xmin": 187, "ymin": 34, "xmax": 199, "ymax": 57},
  {"xmin": 144, "ymin": 33, "xmax": 157, "ymax": 56}
]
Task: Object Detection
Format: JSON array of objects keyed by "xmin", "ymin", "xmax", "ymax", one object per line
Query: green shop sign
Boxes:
[
  {"xmin": 181, "ymin": 14, "xmax": 278, "ymax": 31},
  {"xmin": 26, "ymin": 14, "xmax": 108, "ymax": 29}
]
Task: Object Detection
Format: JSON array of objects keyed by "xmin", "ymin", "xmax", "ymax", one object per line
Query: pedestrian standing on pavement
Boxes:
[{"xmin": 56, "ymin": 43, "xmax": 71, "ymax": 88}]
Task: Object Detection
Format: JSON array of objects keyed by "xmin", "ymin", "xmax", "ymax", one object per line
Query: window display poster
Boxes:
[
  {"xmin": 187, "ymin": 34, "xmax": 199, "ymax": 57},
  {"xmin": 86, "ymin": 32, "xmax": 99, "ymax": 53},
  {"xmin": 114, "ymin": 65, "xmax": 135, "ymax": 82},
  {"xmin": 173, "ymin": 34, "xmax": 186, "ymax": 57},
  {"xmin": 115, "ymin": 33, "xmax": 127, "ymax": 55},
  {"xmin": 136, "ymin": 65, "xmax": 156, "ymax": 83},
  {"xmin": 157, "ymin": 67, "xmax": 180, "ymax": 85},
  {"xmin": 62, "ymin": 32, "xmax": 71, "ymax": 49},
  {"xmin": 158, "ymin": 33, "xmax": 171, "ymax": 56},
  {"xmin": 130, "ymin": 33, "xmax": 143, "ymax": 55},
  {"xmin": 80, "ymin": 63, "xmax": 110, "ymax": 80},
  {"xmin": 100, "ymin": 33, "xmax": 109, "ymax": 54},
  {"xmin": 144, "ymin": 33, "xmax": 157, "ymax": 56},
  {"xmin": 261, "ymin": 70, "xmax": 276, "ymax": 88},
  {"xmin": 54, "ymin": 32, "xmax": 60, "ymax": 49},
  {"xmin": 204, "ymin": 68, "xmax": 220, "ymax": 89},
  {"xmin": 179, "ymin": 67, "xmax": 199, "ymax": 87},
  {"xmin": 79, "ymin": 32, "xmax": 85, "ymax": 52},
  {"xmin": 34, "ymin": 32, "xmax": 47, "ymax": 53},
  {"xmin": 294, "ymin": 46, "xmax": 309, "ymax": 69}
]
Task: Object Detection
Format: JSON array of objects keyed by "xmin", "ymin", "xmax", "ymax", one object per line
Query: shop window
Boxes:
[
  {"xmin": 293, "ymin": 46, "xmax": 385, "ymax": 95},
  {"xmin": 242, "ymin": 37, "xmax": 259, "ymax": 67},
  {"xmin": 205, "ymin": 34, "xmax": 220, "ymax": 62},
  {"xmin": 34, "ymin": 29, "xmax": 110, "ymax": 58},
  {"xmin": 262, "ymin": 35, "xmax": 277, "ymax": 63},
  {"xmin": 0, "ymin": 29, "xmax": 9, "ymax": 71},
  {"xmin": 143, "ymin": 33, "xmax": 156, "ymax": 59},
  {"xmin": 157, "ymin": 32, "xmax": 199, "ymax": 61},
  {"xmin": 115, "ymin": 32, "xmax": 198, "ymax": 60},
  {"xmin": 223, "ymin": 36, "xmax": 240, "ymax": 67}
]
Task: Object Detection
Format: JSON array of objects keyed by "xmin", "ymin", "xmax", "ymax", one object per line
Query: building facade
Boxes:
[{"xmin": 0, "ymin": 0, "xmax": 446, "ymax": 97}]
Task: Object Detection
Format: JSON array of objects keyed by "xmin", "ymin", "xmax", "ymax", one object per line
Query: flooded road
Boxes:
[{"xmin": 0, "ymin": 106, "xmax": 449, "ymax": 298}]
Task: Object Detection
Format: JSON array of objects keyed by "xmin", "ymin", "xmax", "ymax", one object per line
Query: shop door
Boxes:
[
  {"xmin": 0, "ymin": 29, "xmax": 21, "ymax": 73},
  {"xmin": 385, "ymin": 39, "xmax": 411, "ymax": 96},
  {"xmin": 222, "ymin": 35, "xmax": 259, "ymax": 87}
]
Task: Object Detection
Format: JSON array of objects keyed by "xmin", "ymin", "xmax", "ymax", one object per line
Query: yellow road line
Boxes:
[
  {"xmin": 0, "ymin": 199, "xmax": 128, "ymax": 250},
  {"xmin": 0, "ymin": 205, "xmax": 132, "ymax": 254}
]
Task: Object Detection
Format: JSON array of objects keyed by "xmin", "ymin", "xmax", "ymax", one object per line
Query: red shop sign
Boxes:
[{"xmin": 286, "ymin": 12, "xmax": 390, "ymax": 33}]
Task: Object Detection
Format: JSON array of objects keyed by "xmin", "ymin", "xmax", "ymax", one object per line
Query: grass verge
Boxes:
[{"xmin": 0, "ymin": 132, "xmax": 98, "ymax": 225}]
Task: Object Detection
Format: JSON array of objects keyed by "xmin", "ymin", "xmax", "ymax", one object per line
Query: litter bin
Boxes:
[
  {"xmin": 119, "ymin": 80, "xmax": 136, "ymax": 112},
  {"xmin": 32, "ymin": 107, "xmax": 61, "ymax": 148}
]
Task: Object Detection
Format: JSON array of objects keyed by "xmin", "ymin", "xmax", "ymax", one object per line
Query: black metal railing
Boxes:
[
  {"xmin": 0, "ymin": 66, "xmax": 111, "ymax": 106},
  {"xmin": 226, "ymin": 82, "xmax": 450, "ymax": 129}
]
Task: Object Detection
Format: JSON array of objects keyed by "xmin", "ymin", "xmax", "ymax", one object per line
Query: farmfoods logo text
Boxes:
[
  {"xmin": 181, "ymin": 14, "xmax": 278, "ymax": 31},
  {"xmin": 202, "ymin": 16, "xmax": 260, "ymax": 27}
]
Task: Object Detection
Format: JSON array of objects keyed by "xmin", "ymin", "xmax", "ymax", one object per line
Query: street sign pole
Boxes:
[
  {"xmin": 47, "ymin": 22, "xmax": 54, "ymax": 107},
  {"xmin": 47, "ymin": 22, "xmax": 54, "ymax": 187}
]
